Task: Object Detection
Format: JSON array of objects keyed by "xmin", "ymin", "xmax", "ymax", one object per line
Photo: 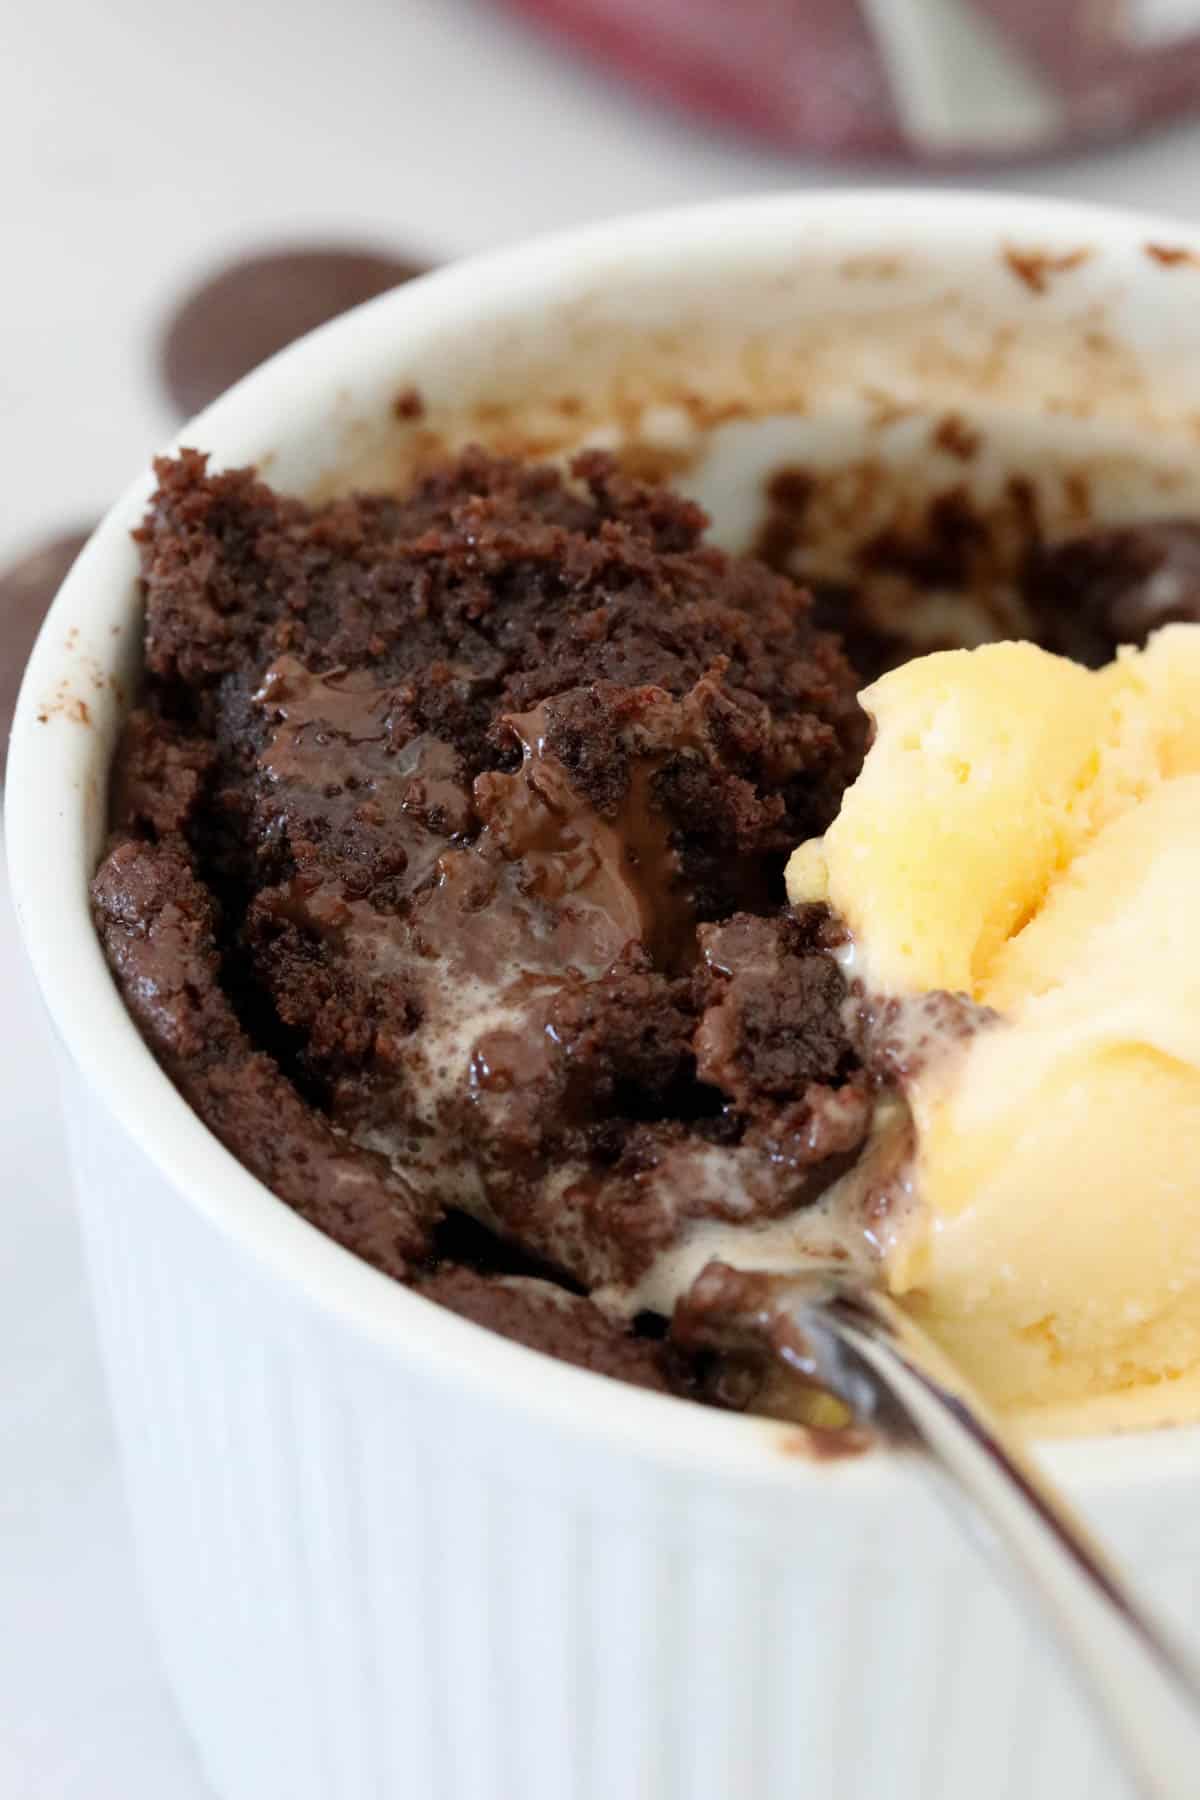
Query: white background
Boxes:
[{"xmin": 5, "ymin": 4, "xmax": 1200, "ymax": 1794}]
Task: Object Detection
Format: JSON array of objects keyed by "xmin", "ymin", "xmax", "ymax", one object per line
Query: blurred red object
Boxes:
[
  {"xmin": 500, "ymin": 0, "xmax": 1200, "ymax": 162},
  {"xmin": 975, "ymin": 1, "xmax": 1200, "ymax": 122}
]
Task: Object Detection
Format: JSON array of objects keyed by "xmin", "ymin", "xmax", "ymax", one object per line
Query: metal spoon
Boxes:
[{"xmin": 677, "ymin": 1263, "xmax": 1200, "ymax": 1800}]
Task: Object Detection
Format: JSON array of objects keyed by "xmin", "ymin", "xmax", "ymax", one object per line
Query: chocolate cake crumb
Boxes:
[
  {"xmin": 415, "ymin": 1267, "xmax": 680, "ymax": 1391},
  {"xmin": 1025, "ymin": 520, "xmax": 1200, "ymax": 666},
  {"xmin": 92, "ymin": 836, "xmax": 431, "ymax": 1278},
  {"xmin": 94, "ymin": 448, "xmax": 868, "ymax": 1400}
]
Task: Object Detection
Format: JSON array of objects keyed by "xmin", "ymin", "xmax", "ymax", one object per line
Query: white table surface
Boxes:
[{"xmin": 7, "ymin": 5, "xmax": 1200, "ymax": 1794}]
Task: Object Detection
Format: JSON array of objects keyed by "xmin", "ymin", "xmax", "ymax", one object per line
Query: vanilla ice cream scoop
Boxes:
[{"xmin": 787, "ymin": 625, "xmax": 1200, "ymax": 1432}]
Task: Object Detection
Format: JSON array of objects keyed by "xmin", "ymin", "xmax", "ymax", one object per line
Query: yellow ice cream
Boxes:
[{"xmin": 787, "ymin": 626, "xmax": 1200, "ymax": 1434}]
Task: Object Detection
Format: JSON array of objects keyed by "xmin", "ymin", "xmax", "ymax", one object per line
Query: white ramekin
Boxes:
[{"xmin": 11, "ymin": 192, "xmax": 1200, "ymax": 1800}]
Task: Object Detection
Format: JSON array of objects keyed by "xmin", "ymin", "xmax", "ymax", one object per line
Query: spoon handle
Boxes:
[{"xmin": 788, "ymin": 1280, "xmax": 1200, "ymax": 1800}]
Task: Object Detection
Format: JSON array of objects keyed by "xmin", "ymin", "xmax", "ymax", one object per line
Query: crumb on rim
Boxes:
[
  {"xmin": 392, "ymin": 385, "xmax": 426, "ymax": 422},
  {"xmin": 1003, "ymin": 245, "xmax": 1092, "ymax": 295},
  {"xmin": 1146, "ymin": 243, "xmax": 1200, "ymax": 269}
]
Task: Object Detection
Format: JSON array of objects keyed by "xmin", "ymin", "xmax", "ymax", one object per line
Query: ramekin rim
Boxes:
[{"xmin": 10, "ymin": 187, "xmax": 1200, "ymax": 1499}]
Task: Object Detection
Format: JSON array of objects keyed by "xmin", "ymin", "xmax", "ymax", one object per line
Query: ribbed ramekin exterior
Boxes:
[
  {"xmin": 13, "ymin": 192, "xmax": 1200, "ymax": 1800},
  {"xmin": 65, "ymin": 1063, "xmax": 1200, "ymax": 1800}
]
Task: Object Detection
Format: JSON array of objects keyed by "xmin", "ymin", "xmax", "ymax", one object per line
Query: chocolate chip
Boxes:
[
  {"xmin": 0, "ymin": 530, "xmax": 92, "ymax": 775},
  {"xmin": 159, "ymin": 247, "xmax": 432, "ymax": 419}
]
